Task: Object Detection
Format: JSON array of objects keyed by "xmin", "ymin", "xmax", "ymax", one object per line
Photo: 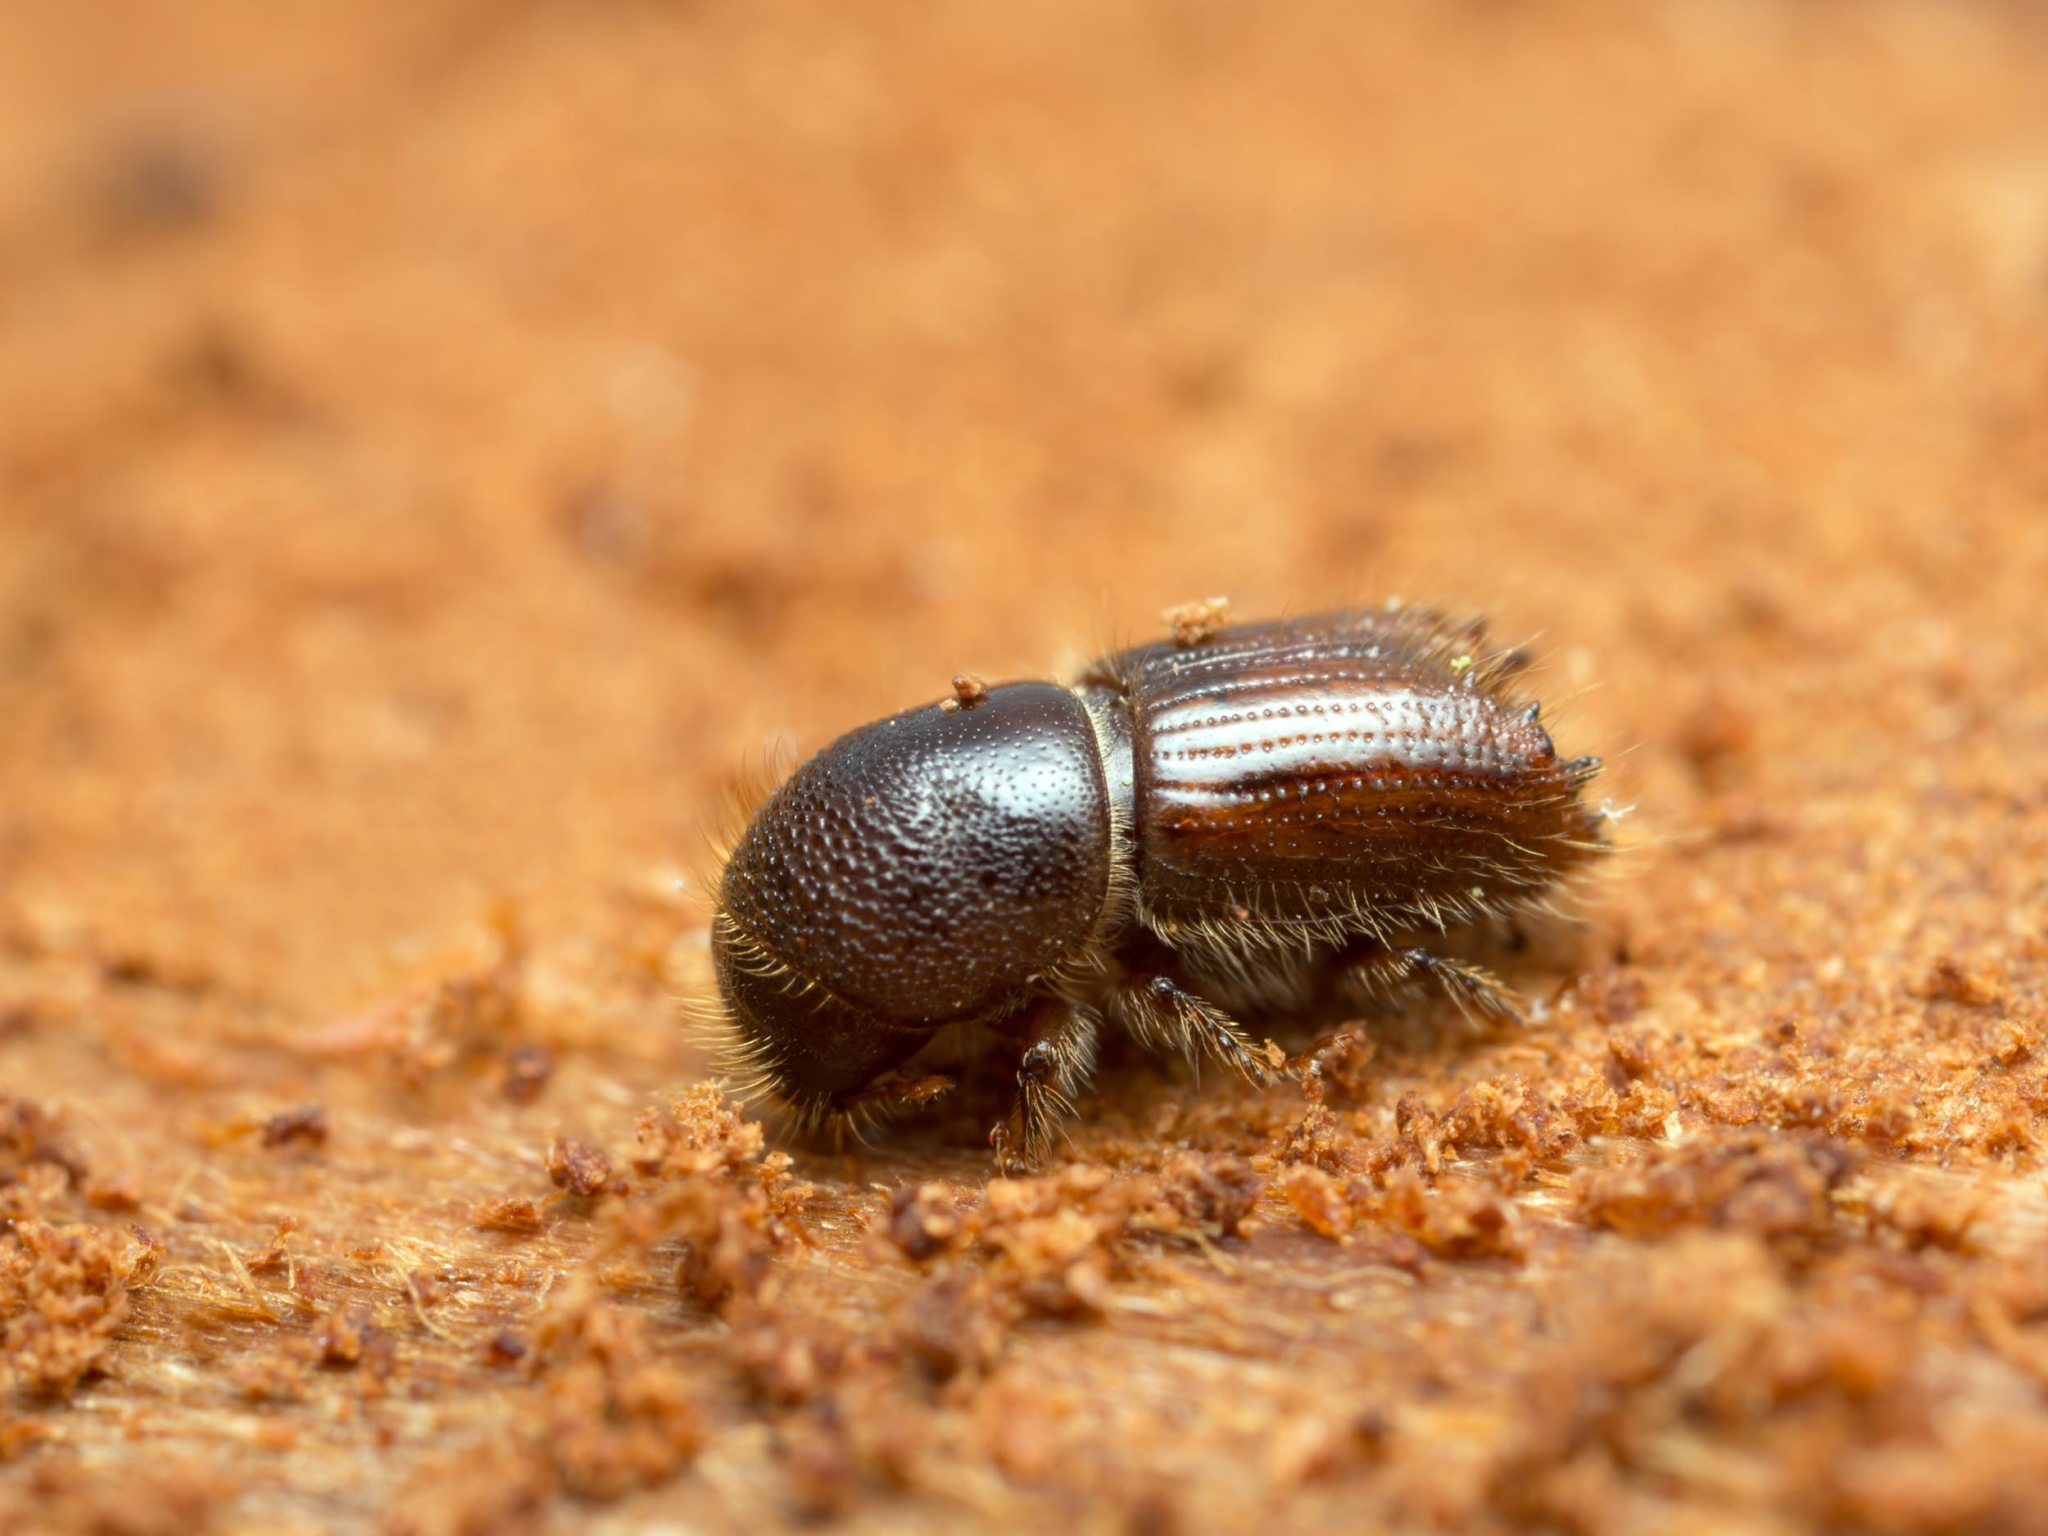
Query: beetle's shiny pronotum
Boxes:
[{"xmin": 705, "ymin": 603, "xmax": 1607, "ymax": 1167}]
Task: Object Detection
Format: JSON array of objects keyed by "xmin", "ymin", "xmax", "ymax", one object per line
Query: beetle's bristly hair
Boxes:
[
  {"xmin": 690, "ymin": 908, "xmax": 811, "ymax": 1121},
  {"xmin": 1150, "ymin": 857, "xmax": 1592, "ymax": 982},
  {"xmin": 703, "ymin": 743, "xmax": 797, "ymax": 871},
  {"xmin": 681, "ymin": 976, "xmax": 787, "ymax": 1108}
]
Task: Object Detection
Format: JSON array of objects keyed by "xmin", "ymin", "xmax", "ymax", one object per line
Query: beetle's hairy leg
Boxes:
[
  {"xmin": 840, "ymin": 1072, "xmax": 957, "ymax": 1111},
  {"xmin": 1342, "ymin": 947, "xmax": 1525, "ymax": 1024},
  {"xmin": 1111, "ymin": 975, "xmax": 1280, "ymax": 1087},
  {"xmin": 824, "ymin": 1071, "xmax": 959, "ymax": 1158},
  {"xmin": 991, "ymin": 1000, "xmax": 1099, "ymax": 1171}
]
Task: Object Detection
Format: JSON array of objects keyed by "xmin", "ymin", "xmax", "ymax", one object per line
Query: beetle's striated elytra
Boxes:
[{"xmin": 702, "ymin": 604, "xmax": 1608, "ymax": 1167}]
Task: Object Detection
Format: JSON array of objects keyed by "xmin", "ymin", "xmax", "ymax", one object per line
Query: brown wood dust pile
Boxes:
[{"xmin": 5, "ymin": 3, "xmax": 2048, "ymax": 1532}]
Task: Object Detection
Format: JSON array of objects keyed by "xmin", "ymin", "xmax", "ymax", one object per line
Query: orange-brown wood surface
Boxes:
[{"xmin": 5, "ymin": 4, "xmax": 2048, "ymax": 1532}]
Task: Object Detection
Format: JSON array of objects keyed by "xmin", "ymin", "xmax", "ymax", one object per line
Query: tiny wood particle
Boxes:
[{"xmin": 706, "ymin": 604, "xmax": 1607, "ymax": 1166}]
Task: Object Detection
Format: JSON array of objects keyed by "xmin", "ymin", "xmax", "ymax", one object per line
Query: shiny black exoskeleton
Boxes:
[{"xmin": 709, "ymin": 605, "xmax": 1606, "ymax": 1166}]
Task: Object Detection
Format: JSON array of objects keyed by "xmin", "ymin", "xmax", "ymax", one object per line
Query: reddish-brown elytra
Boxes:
[{"xmin": 706, "ymin": 602, "xmax": 1607, "ymax": 1167}]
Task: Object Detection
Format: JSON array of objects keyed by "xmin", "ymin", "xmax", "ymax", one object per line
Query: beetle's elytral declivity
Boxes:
[{"xmin": 704, "ymin": 603, "xmax": 1607, "ymax": 1169}]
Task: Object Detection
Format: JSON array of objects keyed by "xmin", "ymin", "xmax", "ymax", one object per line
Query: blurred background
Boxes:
[{"xmin": 2, "ymin": 0, "xmax": 2044, "ymax": 1016}]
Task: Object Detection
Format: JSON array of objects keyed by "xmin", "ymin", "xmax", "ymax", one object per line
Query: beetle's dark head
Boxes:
[{"xmin": 704, "ymin": 680, "xmax": 1119, "ymax": 1129}]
